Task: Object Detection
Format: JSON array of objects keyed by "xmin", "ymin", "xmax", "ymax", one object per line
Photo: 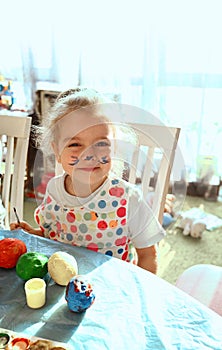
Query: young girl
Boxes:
[{"xmin": 10, "ymin": 87, "xmax": 165, "ymax": 274}]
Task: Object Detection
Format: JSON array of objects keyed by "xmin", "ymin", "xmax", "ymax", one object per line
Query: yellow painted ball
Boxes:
[{"xmin": 48, "ymin": 251, "xmax": 78, "ymax": 286}]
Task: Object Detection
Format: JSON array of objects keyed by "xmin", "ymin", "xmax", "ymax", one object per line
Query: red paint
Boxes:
[
  {"xmin": 0, "ymin": 238, "xmax": 27, "ymax": 268},
  {"xmin": 11, "ymin": 337, "xmax": 30, "ymax": 349}
]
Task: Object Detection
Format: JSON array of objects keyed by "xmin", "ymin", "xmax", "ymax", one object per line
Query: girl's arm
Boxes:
[
  {"xmin": 10, "ymin": 221, "xmax": 44, "ymax": 237},
  {"xmin": 135, "ymin": 245, "xmax": 158, "ymax": 274}
]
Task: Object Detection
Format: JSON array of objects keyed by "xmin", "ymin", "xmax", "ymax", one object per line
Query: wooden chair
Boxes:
[
  {"xmin": 55, "ymin": 122, "xmax": 180, "ymax": 225},
  {"xmin": 0, "ymin": 113, "xmax": 32, "ymax": 228},
  {"xmin": 125, "ymin": 123, "xmax": 180, "ymax": 224}
]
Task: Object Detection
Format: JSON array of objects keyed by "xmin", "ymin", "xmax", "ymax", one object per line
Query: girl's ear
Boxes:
[{"xmin": 51, "ymin": 142, "xmax": 61, "ymax": 163}]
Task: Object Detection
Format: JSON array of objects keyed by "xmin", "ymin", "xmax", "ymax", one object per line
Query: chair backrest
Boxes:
[
  {"xmin": 55, "ymin": 122, "xmax": 180, "ymax": 225},
  {"xmin": 126, "ymin": 123, "xmax": 180, "ymax": 224},
  {"xmin": 0, "ymin": 113, "xmax": 32, "ymax": 228}
]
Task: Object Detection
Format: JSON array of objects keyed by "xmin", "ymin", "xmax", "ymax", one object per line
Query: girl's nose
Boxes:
[
  {"xmin": 81, "ymin": 145, "xmax": 98, "ymax": 161},
  {"xmin": 83, "ymin": 155, "xmax": 98, "ymax": 161}
]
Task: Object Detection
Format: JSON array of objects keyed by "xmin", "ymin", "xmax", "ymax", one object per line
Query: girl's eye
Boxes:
[
  {"xmin": 68, "ymin": 142, "xmax": 80, "ymax": 148},
  {"xmin": 94, "ymin": 141, "xmax": 110, "ymax": 147}
]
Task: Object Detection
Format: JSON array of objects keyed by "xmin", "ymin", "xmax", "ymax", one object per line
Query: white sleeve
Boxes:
[{"xmin": 128, "ymin": 187, "xmax": 166, "ymax": 248}]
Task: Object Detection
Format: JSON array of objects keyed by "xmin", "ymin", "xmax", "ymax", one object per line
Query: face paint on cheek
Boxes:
[
  {"xmin": 69, "ymin": 156, "xmax": 80, "ymax": 166},
  {"xmin": 68, "ymin": 154, "xmax": 111, "ymax": 166},
  {"xmin": 99, "ymin": 156, "xmax": 110, "ymax": 164}
]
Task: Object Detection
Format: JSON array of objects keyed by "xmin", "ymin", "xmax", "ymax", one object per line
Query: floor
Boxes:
[
  {"xmin": 24, "ymin": 199, "xmax": 37, "ymax": 227},
  {"xmin": 158, "ymin": 193, "xmax": 222, "ymax": 284}
]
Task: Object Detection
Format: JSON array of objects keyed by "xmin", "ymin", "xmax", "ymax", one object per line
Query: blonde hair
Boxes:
[
  {"xmin": 34, "ymin": 87, "xmax": 137, "ymax": 178},
  {"xmin": 36, "ymin": 87, "xmax": 112, "ymax": 154}
]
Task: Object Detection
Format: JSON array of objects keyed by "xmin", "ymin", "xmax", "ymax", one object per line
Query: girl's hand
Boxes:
[
  {"xmin": 164, "ymin": 194, "xmax": 175, "ymax": 215},
  {"xmin": 10, "ymin": 221, "xmax": 44, "ymax": 236}
]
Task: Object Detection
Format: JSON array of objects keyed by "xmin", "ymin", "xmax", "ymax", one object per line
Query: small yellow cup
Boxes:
[{"xmin": 24, "ymin": 278, "xmax": 46, "ymax": 309}]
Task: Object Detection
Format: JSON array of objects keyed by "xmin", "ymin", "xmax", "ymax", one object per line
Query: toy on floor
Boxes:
[
  {"xmin": 162, "ymin": 212, "xmax": 175, "ymax": 228},
  {"xmin": 178, "ymin": 217, "xmax": 206, "ymax": 238}
]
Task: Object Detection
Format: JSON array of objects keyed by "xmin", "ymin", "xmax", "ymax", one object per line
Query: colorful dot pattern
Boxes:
[{"xmin": 35, "ymin": 178, "xmax": 136, "ymax": 263}]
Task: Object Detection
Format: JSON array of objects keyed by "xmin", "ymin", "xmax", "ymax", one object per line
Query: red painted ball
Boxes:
[{"xmin": 0, "ymin": 238, "xmax": 27, "ymax": 268}]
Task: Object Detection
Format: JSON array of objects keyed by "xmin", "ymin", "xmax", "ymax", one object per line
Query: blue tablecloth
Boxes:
[{"xmin": 0, "ymin": 230, "xmax": 222, "ymax": 349}]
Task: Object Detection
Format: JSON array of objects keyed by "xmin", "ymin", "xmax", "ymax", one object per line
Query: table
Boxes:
[{"xmin": 0, "ymin": 230, "xmax": 222, "ymax": 350}]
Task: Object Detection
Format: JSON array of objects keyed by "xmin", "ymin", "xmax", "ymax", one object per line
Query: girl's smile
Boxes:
[
  {"xmin": 52, "ymin": 114, "xmax": 114, "ymax": 196},
  {"xmin": 76, "ymin": 166, "xmax": 101, "ymax": 172}
]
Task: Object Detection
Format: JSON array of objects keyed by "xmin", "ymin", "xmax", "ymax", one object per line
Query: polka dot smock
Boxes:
[{"xmin": 34, "ymin": 175, "xmax": 165, "ymax": 263}]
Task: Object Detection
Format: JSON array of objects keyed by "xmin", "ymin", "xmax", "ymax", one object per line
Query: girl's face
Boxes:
[{"xmin": 53, "ymin": 113, "xmax": 113, "ymax": 195}]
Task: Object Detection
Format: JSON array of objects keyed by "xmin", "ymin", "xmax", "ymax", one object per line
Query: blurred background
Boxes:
[
  {"xmin": 1, "ymin": 0, "xmax": 221, "ymax": 196},
  {"xmin": 1, "ymin": 0, "xmax": 222, "ymax": 284}
]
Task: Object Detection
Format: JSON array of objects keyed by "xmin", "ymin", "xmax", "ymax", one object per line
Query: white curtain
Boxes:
[{"xmin": 1, "ymin": 0, "xmax": 222, "ymax": 179}]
